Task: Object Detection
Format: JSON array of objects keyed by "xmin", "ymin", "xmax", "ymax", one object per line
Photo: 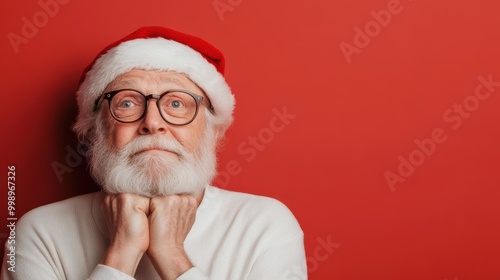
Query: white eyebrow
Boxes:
[
  {"xmin": 109, "ymin": 79, "xmax": 137, "ymax": 90},
  {"xmin": 109, "ymin": 76, "xmax": 189, "ymax": 91},
  {"xmin": 158, "ymin": 77, "xmax": 189, "ymax": 89}
]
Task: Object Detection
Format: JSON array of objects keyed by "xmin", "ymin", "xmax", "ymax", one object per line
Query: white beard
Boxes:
[{"xmin": 88, "ymin": 120, "xmax": 217, "ymax": 197}]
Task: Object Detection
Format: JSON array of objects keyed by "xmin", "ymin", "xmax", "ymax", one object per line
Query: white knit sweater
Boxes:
[{"xmin": 2, "ymin": 186, "xmax": 306, "ymax": 279}]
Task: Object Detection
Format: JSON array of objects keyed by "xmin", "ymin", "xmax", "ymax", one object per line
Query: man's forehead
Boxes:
[
  {"xmin": 105, "ymin": 69, "xmax": 209, "ymax": 101},
  {"xmin": 109, "ymin": 70, "xmax": 191, "ymax": 88}
]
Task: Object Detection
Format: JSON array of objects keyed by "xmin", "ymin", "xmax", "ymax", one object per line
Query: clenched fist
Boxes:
[
  {"xmin": 100, "ymin": 193, "xmax": 200, "ymax": 279},
  {"xmin": 147, "ymin": 195, "xmax": 199, "ymax": 280},
  {"xmin": 101, "ymin": 193, "xmax": 151, "ymax": 276}
]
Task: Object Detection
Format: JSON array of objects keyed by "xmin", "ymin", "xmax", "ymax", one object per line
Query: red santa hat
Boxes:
[{"xmin": 74, "ymin": 26, "xmax": 235, "ymax": 139}]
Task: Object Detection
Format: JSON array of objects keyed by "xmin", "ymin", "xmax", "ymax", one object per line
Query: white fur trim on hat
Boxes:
[{"xmin": 75, "ymin": 38, "xmax": 235, "ymax": 138}]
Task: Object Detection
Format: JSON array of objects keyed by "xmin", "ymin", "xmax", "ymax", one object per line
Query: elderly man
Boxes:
[{"xmin": 1, "ymin": 26, "xmax": 306, "ymax": 280}]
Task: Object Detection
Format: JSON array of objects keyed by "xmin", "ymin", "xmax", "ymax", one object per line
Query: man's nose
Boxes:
[{"xmin": 138, "ymin": 100, "xmax": 168, "ymax": 135}]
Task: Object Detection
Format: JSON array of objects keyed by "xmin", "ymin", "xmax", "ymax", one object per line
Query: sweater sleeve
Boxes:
[
  {"xmin": 1, "ymin": 215, "xmax": 63, "ymax": 280},
  {"xmin": 87, "ymin": 264, "xmax": 136, "ymax": 280},
  {"xmin": 1, "ymin": 248, "xmax": 60, "ymax": 280},
  {"xmin": 175, "ymin": 233, "xmax": 306, "ymax": 280},
  {"xmin": 247, "ymin": 231, "xmax": 307, "ymax": 280},
  {"xmin": 176, "ymin": 266, "xmax": 209, "ymax": 280},
  {"xmin": 0, "ymin": 194, "xmax": 135, "ymax": 280}
]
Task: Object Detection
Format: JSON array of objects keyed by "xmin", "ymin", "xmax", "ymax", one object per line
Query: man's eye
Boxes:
[
  {"xmin": 170, "ymin": 100, "xmax": 183, "ymax": 108},
  {"xmin": 119, "ymin": 100, "xmax": 134, "ymax": 108}
]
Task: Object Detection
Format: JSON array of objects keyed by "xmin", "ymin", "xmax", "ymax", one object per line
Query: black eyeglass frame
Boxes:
[{"xmin": 93, "ymin": 89, "xmax": 215, "ymax": 126}]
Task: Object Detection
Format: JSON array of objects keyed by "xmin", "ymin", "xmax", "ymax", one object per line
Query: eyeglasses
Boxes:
[{"xmin": 93, "ymin": 89, "xmax": 214, "ymax": 126}]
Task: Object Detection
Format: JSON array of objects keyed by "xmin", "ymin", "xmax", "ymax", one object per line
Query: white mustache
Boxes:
[{"xmin": 118, "ymin": 135, "xmax": 188, "ymax": 159}]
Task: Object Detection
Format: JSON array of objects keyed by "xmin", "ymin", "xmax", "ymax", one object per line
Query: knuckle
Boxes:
[
  {"xmin": 117, "ymin": 193, "xmax": 134, "ymax": 204},
  {"xmin": 102, "ymin": 196, "xmax": 113, "ymax": 208},
  {"xmin": 187, "ymin": 197, "xmax": 197, "ymax": 208},
  {"xmin": 169, "ymin": 195, "xmax": 182, "ymax": 205},
  {"xmin": 103, "ymin": 196, "xmax": 110, "ymax": 205}
]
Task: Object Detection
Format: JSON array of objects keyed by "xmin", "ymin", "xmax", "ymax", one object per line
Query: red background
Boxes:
[{"xmin": 1, "ymin": 0, "xmax": 499, "ymax": 279}]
